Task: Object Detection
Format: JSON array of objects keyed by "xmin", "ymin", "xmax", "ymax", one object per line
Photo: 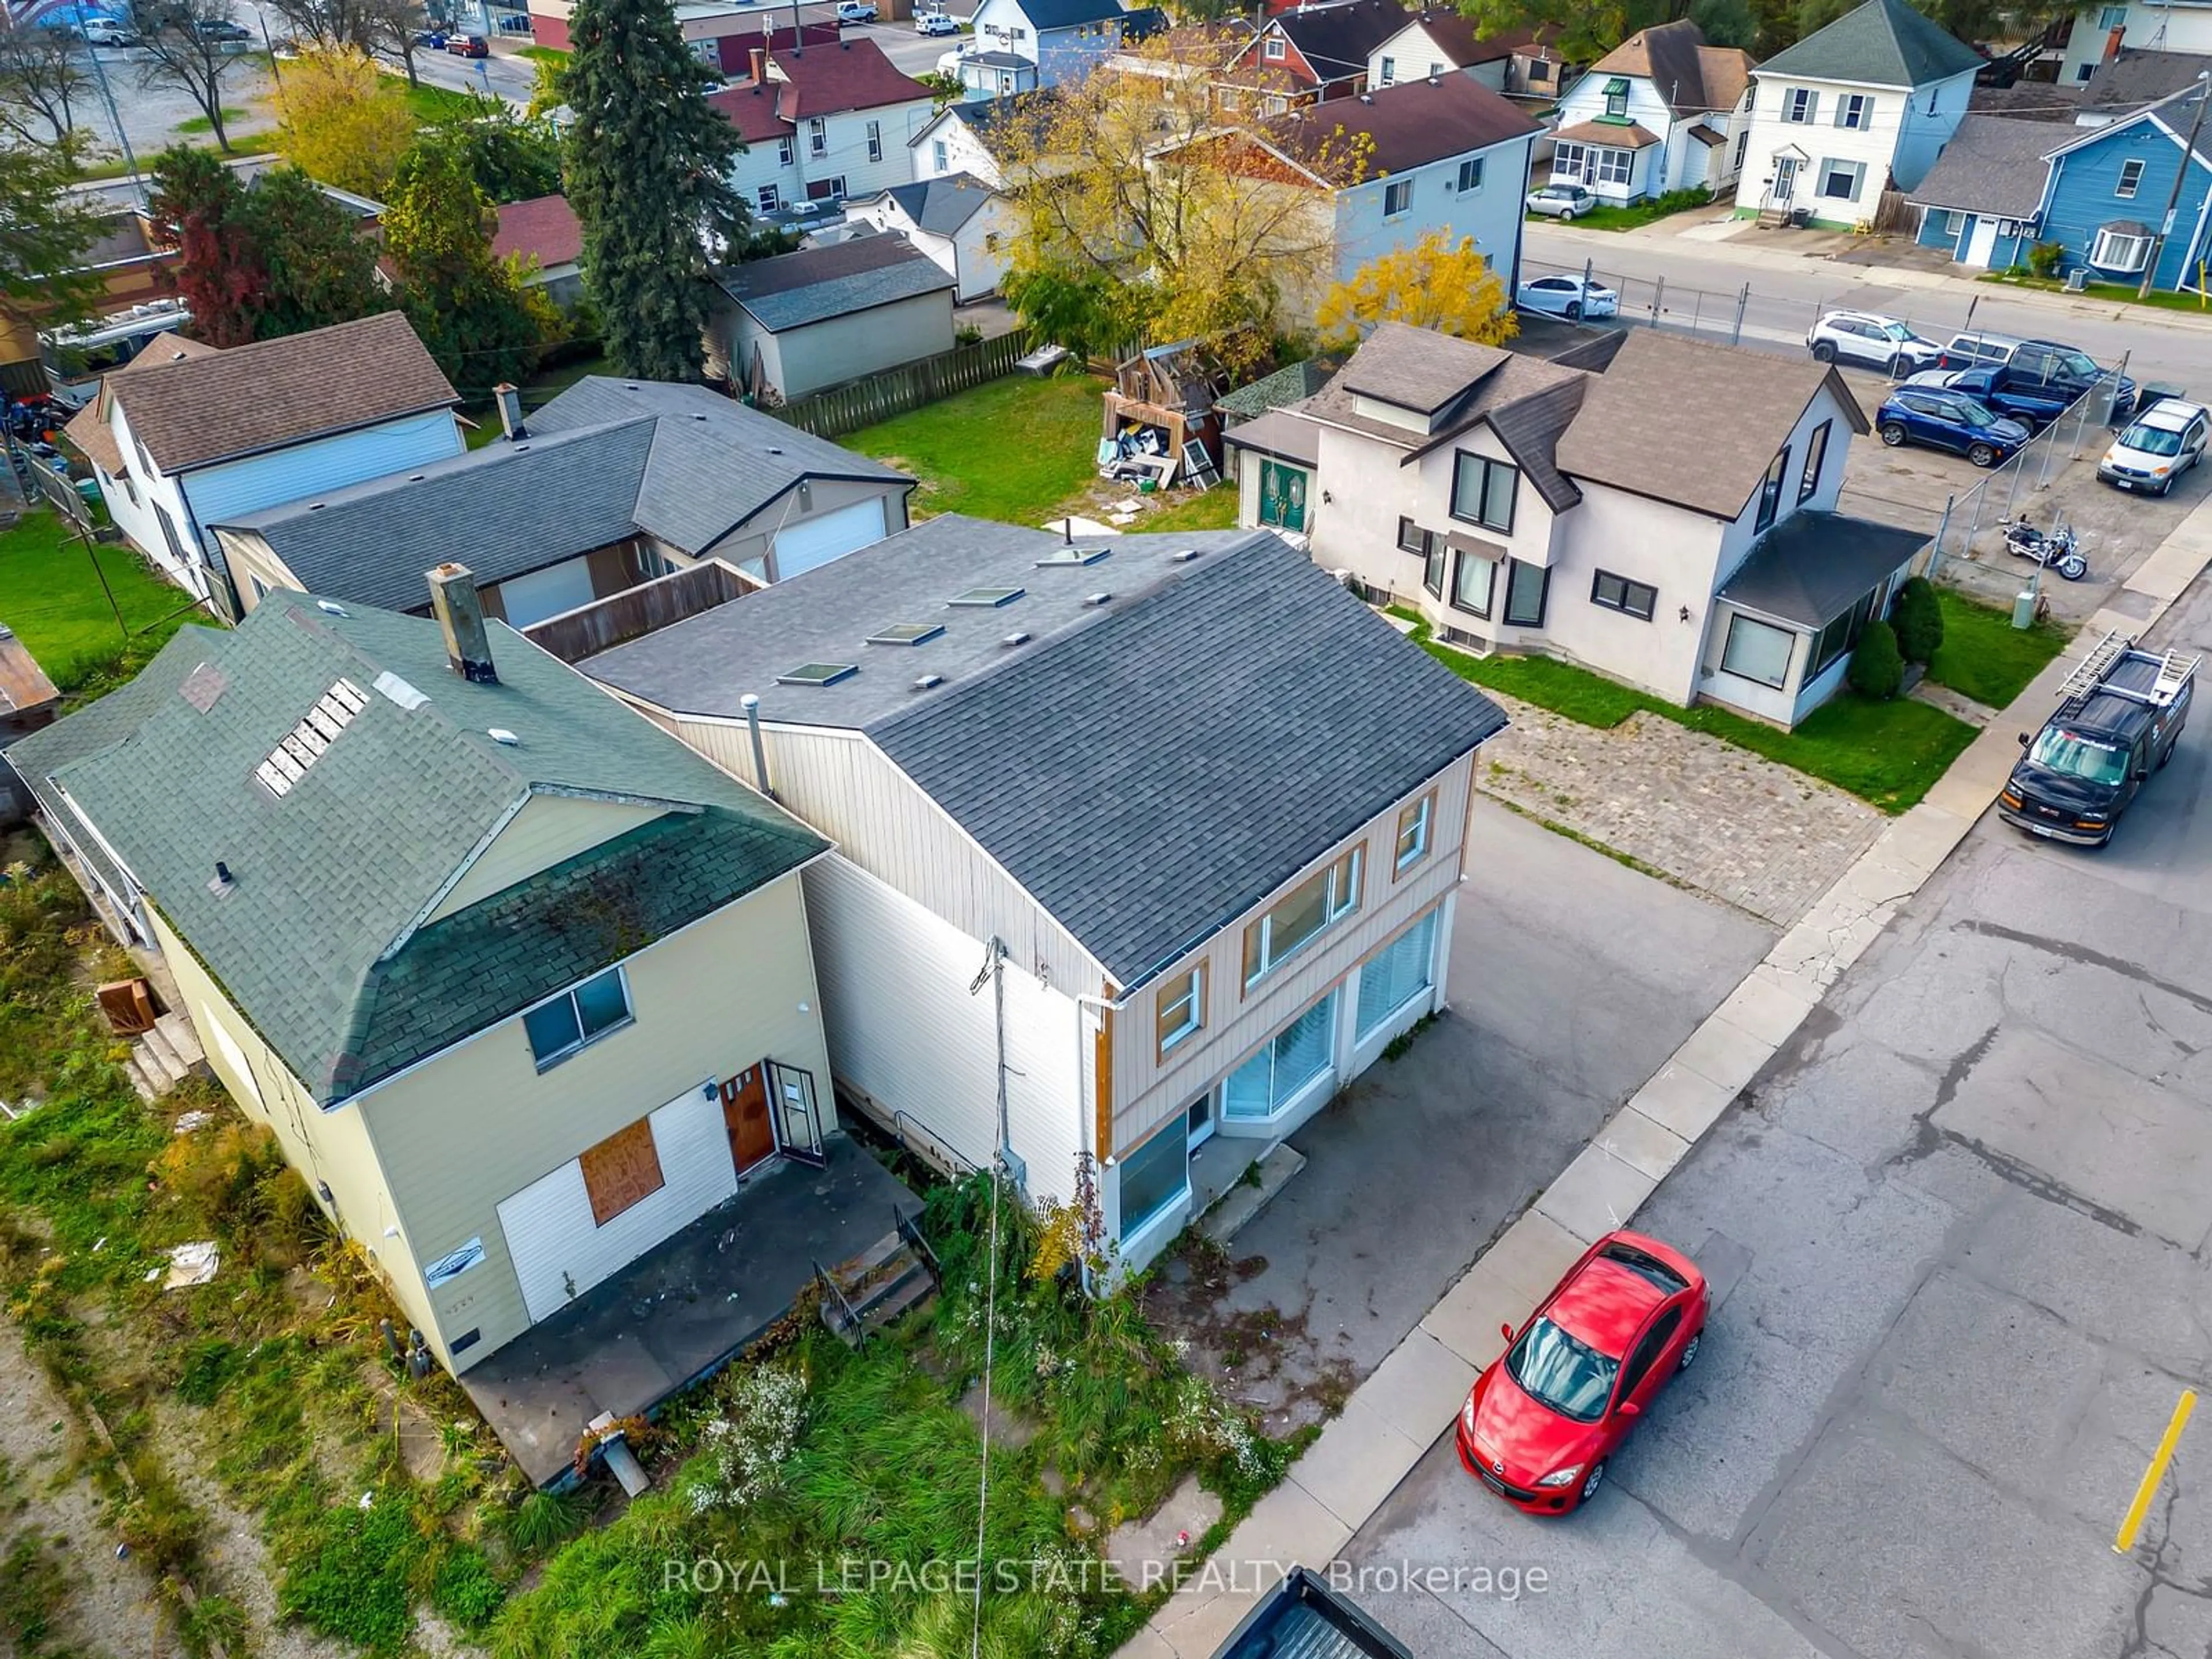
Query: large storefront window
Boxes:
[
  {"xmin": 1357, "ymin": 911, "xmax": 1438, "ymax": 1040},
  {"xmin": 1224, "ymin": 991, "xmax": 1338, "ymax": 1120},
  {"xmin": 1118, "ymin": 1119, "xmax": 1190, "ymax": 1241}
]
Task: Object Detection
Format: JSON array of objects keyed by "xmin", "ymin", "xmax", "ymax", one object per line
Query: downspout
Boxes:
[{"xmin": 1071, "ymin": 984, "xmax": 1136, "ymax": 1293}]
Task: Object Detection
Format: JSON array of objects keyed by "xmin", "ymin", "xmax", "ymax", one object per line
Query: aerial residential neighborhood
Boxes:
[{"xmin": 13, "ymin": 0, "xmax": 2212, "ymax": 1653}]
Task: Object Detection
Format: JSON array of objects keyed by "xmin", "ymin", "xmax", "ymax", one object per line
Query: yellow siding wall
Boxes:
[
  {"xmin": 361, "ymin": 872, "xmax": 834, "ymax": 1372},
  {"xmin": 213, "ymin": 531, "xmax": 302, "ymax": 614},
  {"xmin": 1108, "ymin": 751, "xmax": 1475, "ymax": 1153},
  {"xmin": 424, "ymin": 794, "xmax": 665, "ymax": 925},
  {"xmin": 147, "ymin": 910, "xmax": 438, "ymax": 1339}
]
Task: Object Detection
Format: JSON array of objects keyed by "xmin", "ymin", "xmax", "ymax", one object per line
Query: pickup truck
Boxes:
[
  {"xmin": 1903, "ymin": 365, "xmax": 2076, "ymax": 430},
  {"xmin": 1932, "ymin": 332, "xmax": 2137, "ymax": 422}
]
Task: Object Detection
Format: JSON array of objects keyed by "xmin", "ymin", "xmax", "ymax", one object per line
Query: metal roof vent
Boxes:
[
  {"xmin": 912, "ymin": 673, "xmax": 944, "ymax": 691},
  {"xmin": 867, "ymin": 622, "xmax": 945, "ymax": 646},
  {"xmin": 315, "ymin": 599, "xmax": 349, "ymax": 616},
  {"xmin": 950, "ymin": 585, "xmax": 1025, "ymax": 608},
  {"xmin": 487, "ymin": 728, "xmax": 520, "ymax": 745},
  {"xmin": 1169, "ymin": 548, "xmax": 1202, "ymax": 563},
  {"xmin": 1084, "ymin": 592, "xmax": 1111, "ymax": 605},
  {"xmin": 1001, "ymin": 630, "xmax": 1031, "ymax": 647},
  {"xmin": 777, "ymin": 661, "xmax": 859, "ymax": 687}
]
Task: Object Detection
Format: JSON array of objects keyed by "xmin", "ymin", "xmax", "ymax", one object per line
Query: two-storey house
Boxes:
[
  {"xmin": 11, "ymin": 571, "xmax": 851, "ymax": 1478},
  {"xmin": 1730, "ymin": 0, "xmax": 1982, "ymax": 224},
  {"xmin": 62, "ymin": 313, "xmax": 461, "ymax": 612},
  {"xmin": 2036, "ymin": 78, "xmax": 2212, "ymax": 286},
  {"xmin": 1238, "ymin": 323, "xmax": 1927, "ymax": 729},
  {"xmin": 2059, "ymin": 0, "xmax": 2212, "ymax": 86},
  {"xmin": 1219, "ymin": 0, "xmax": 1408, "ymax": 111},
  {"xmin": 1549, "ymin": 20, "xmax": 1755, "ymax": 203},
  {"xmin": 1365, "ymin": 10, "xmax": 1514, "ymax": 92},
  {"xmin": 711, "ymin": 39, "xmax": 935, "ymax": 213},
  {"xmin": 964, "ymin": 0, "xmax": 1128, "ymax": 89},
  {"xmin": 582, "ymin": 516, "xmax": 1508, "ymax": 1271}
]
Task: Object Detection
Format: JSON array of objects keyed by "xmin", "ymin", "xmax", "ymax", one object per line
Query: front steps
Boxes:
[{"xmin": 123, "ymin": 1010, "xmax": 209, "ymax": 1103}]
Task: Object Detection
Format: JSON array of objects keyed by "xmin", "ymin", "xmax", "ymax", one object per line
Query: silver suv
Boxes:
[{"xmin": 1806, "ymin": 310, "xmax": 1942, "ymax": 376}]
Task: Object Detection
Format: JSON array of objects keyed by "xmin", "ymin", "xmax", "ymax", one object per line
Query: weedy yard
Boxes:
[{"xmin": 0, "ymin": 842, "xmax": 1307, "ymax": 1658}]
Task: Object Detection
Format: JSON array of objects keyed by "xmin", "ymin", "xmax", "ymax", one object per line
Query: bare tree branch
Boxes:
[
  {"xmin": 128, "ymin": 0, "xmax": 252, "ymax": 153},
  {"xmin": 0, "ymin": 25, "xmax": 91, "ymax": 144}
]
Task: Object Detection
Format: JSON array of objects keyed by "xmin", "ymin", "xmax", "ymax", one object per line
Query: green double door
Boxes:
[{"xmin": 1259, "ymin": 460, "xmax": 1308, "ymax": 532}]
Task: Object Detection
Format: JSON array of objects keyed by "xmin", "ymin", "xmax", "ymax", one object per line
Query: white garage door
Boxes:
[
  {"xmin": 772, "ymin": 496, "xmax": 888, "ymax": 579},
  {"xmin": 497, "ymin": 556, "xmax": 598, "ymax": 628},
  {"xmin": 494, "ymin": 1085, "xmax": 738, "ymax": 1325}
]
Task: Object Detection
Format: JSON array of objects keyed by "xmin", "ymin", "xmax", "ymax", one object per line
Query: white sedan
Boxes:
[{"xmin": 1516, "ymin": 274, "xmax": 1619, "ymax": 321}]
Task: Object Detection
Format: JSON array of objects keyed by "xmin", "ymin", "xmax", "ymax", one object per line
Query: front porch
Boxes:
[{"xmin": 459, "ymin": 1132, "xmax": 918, "ymax": 1487}]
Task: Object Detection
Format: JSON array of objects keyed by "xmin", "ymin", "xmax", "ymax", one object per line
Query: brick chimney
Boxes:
[
  {"xmin": 751, "ymin": 45, "xmax": 765, "ymax": 81},
  {"xmin": 427, "ymin": 564, "xmax": 497, "ymax": 685},
  {"xmin": 2106, "ymin": 22, "xmax": 2126, "ymax": 60}
]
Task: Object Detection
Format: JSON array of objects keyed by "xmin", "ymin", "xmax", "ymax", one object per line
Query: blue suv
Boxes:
[{"xmin": 1874, "ymin": 388, "xmax": 2032, "ymax": 468}]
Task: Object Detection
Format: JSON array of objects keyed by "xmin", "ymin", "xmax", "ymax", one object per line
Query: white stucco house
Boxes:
[
  {"xmin": 1232, "ymin": 323, "xmax": 1929, "ymax": 729},
  {"xmin": 1550, "ymin": 20, "xmax": 1755, "ymax": 202},
  {"xmin": 846, "ymin": 175, "xmax": 1012, "ymax": 300},
  {"xmin": 710, "ymin": 235, "xmax": 957, "ymax": 401},
  {"xmin": 580, "ymin": 514, "xmax": 1508, "ymax": 1274},
  {"xmin": 1731, "ymin": 0, "xmax": 1983, "ymax": 224},
  {"xmin": 62, "ymin": 313, "xmax": 461, "ymax": 613},
  {"xmin": 964, "ymin": 0, "xmax": 1127, "ymax": 88},
  {"xmin": 709, "ymin": 39, "xmax": 936, "ymax": 214}
]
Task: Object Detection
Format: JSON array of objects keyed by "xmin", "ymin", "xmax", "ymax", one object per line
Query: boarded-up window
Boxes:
[{"xmin": 579, "ymin": 1118, "xmax": 665, "ymax": 1226}]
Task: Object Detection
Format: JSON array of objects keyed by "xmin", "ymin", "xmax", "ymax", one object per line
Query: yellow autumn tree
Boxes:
[
  {"xmin": 271, "ymin": 48, "xmax": 418, "ymax": 200},
  {"xmin": 1316, "ymin": 230, "xmax": 1518, "ymax": 349}
]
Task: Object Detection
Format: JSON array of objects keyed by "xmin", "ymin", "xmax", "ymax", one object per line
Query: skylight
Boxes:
[
  {"xmin": 777, "ymin": 662, "xmax": 858, "ymax": 687},
  {"xmin": 866, "ymin": 622, "xmax": 945, "ymax": 646},
  {"xmin": 1035, "ymin": 547, "xmax": 1110, "ymax": 567},
  {"xmin": 254, "ymin": 677, "xmax": 366, "ymax": 797},
  {"xmin": 949, "ymin": 586, "xmax": 1025, "ymax": 608}
]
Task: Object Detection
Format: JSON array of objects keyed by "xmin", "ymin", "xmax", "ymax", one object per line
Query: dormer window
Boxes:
[{"xmin": 1603, "ymin": 75, "xmax": 1628, "ymax": 119}]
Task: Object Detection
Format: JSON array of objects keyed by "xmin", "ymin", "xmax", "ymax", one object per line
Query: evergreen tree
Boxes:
[
  {"xmin": 561, "ymin": 0, "xmax": 744, "ymax": 381},
  {"xmin": 383, "ymin": 137, "xmax": 547, "ymax": 390},
  {"xmin": 147, "ymin": 146, "xmax": 268, "ymax": 346}
]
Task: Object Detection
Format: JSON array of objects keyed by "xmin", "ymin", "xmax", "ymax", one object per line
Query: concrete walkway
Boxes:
[{"xmin": 1125, "ymin": 502, "xmax": 2212, "ymax": 1659}]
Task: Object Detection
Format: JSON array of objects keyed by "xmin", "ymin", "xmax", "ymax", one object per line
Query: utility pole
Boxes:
[
  {"xmin": 82, "ymin": 41, "xmax": 146, "ymax": 212},
  {"xmin": 2141, "ymin": 70, "xmax": 2211, "ymax": 300}
]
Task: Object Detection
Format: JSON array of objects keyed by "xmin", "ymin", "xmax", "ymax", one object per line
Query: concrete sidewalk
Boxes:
[{"xmin": 1124, "ymin": 503, "xmax": 2212, "ymax": 1659}]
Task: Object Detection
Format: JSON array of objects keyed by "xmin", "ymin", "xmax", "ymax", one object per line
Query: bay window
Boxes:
[{"xmin": 1721, "ymin": 613, "xmax": 1796, "ymax": 688}]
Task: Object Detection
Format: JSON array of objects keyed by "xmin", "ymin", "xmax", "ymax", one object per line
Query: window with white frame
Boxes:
[
  {"xmin": 1356, "ymin": 910, "xmax": 1437, "ymax": 1040},
  {"xmin": 2100, "ymin": 3, "xmax": 2127, "ymax": 22},
  {"xmin": 1395, "ymin": 793, "xmax": 1435, "ymax": 872},
  {"xmin": 1224, "ymin": 990, "xmax": 1338, "ymax": 1119},
  {"xmin": 866, "ymin": 120, "xmax": 882, "ymax": 162},
  {"xmin": 1117, "ymin": 1118, "xmax": 1190, "ymax": 1238},
  {"xmin": 1156, "ymin": 965, "xmax": 1205, "ymax": 1056},
  {"xmin": 1552, "ymin": 140, "xmax": 1586, "ymax": 179},
  {"xmin": 1243, "ymin": 849, "xmax": 1362, "ymax": 985},
  {"xmin": 1378, "ymin": 54, "xmax": 1395, "ymax": 82},
  {"xmin": 1456, "ymin": 156, "xmax": 1483, "ymax": 192},
  {"xmin": 1784, "ymin": 86, "xmax": 1816, "ymax": 123},
  {"xmin": 808, "ymin": 118, "xmax": 826, "ymax": 155},
  {"xmin": 1449, "ymin": 547, "xmax": 1494, "ymax": 617},
  {"xmin": 1603, "ymin": 74, "xmax": 1628, "ymax": 118},
  {"xmin": 1835, "ymin": 93, "xmax": 1871, "ymax": 129},
  {"xmin": 932, "ymin": 138, "xmax": 948, "ymax": 171},
  {"xmin": 1264, "ymin": 34, "xmax": 1285, "ymax": 57},
  {"xmin": 1817, "ymin": 157, "xmax": 1865, "ymax": 201},
  {"xmin": 2118, "ymin": 158, "xmax": 2145, "ymax": 199},
  {"xmin": 757, "ymin": 184, "xmax": 781, "ymax": 213},
  {"xmin": 2090, "ymin": 222, "xmax": 2153, "ymax": 272},
  {"xmin": 778, "ymin": 136, "xmax": 794, "ymax": 166},
  {"xmin": 1384, "ymin": 177, "xmax": 1412, "ymax": 216},
  {"xmin": 1593, "ymin": 146, "xmax": 1633, "ymax": 186},
  {"xmin": 1721, "ymin": 613, "xmax": 1796, "ymax": 688},
  {"xmin": 523, "ymin": 966, "xmax": 633, "ymax": 1069}
]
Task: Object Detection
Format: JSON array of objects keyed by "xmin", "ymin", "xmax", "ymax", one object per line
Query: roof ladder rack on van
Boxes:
[
  {"xmin": 2056, "ymin": 629, "xmax": 2133, "ymax": 706},
  {"xmin": 2146, "ymin": 650, "xmax": 2201, "ymax": 707}
]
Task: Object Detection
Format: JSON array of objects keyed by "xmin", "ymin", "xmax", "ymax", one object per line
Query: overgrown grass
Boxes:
[
  {"xmin": 1395, "ymin": 609, "xmax": 1979, "ymax": 810},
  {"xmin": 842, "ymin": 370, "xmax": 1109, "ymax": 523},
  {"xmin": 173, "ymin": 108, "xmax": 248, "ymax": 135},
  {"xmin": 0, "ymin": 509, "xmax": 212, "ymax": 691},
  {"xmin": 1532, "ymin": 187, "xmax": 1715, "ymax": 233},
  {"xmin": 1131, "ymin": 487, "xmax": 1240, "ymax": 535},
  {"xmin": 515, "ymin": 43, "xmax": 566, "ymax": 62},
  {"xmin": 401, "ymin": 79, "xmax": 486, "ymax": 122},
  {"xmin": 1926, "ymin": 589, "xmax": 2070, "ymax": 708}
]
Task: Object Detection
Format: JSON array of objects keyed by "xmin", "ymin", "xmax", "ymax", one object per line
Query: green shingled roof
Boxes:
[
  {"xmin": 1215, "ymin": 357, "xmax": 1341, "ymax": 421},
  {"xmin": 10, "ymin": 593, "xmax": 825, "ymax": 1104},
  {"xmin": 1755, "ymin": 0, "xmax": 1980, "ymax": 88}
]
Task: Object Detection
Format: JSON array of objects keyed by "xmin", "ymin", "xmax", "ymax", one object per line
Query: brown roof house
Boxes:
[
  {"xmin": 62, "ymin": 312, "xmax": 461, "ymax": 615},
  {"xmin": 1550, "ymin": 19, "xmax": 1757, "ymax": 203},
  {"xmin": 1232, "ymin": 322, "xmax": 1926, "ymax": 729}
]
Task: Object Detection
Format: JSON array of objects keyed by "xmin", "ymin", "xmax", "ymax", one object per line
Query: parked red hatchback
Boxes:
[{"xmin": 1456, "ymin": 1230, "xmax": 1707, "ymax": 1513}]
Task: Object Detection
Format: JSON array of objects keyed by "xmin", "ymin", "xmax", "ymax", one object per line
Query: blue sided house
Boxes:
[{"xmin": 1910, "ymin": 81, "xmax": 2212, "ymax": 291}]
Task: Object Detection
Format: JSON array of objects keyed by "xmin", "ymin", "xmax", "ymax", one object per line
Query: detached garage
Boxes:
[{"xmin": 711, "ymin": 234, "xmax": 957, "ymax": 404}]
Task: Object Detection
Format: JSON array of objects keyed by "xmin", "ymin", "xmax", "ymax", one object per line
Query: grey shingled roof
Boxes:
[
  {"xmin": 1016, "ymin": 0, "xmax": 1125, "ymax": 29},
  {"xmin": 211, "ymin": 378, "xmax": 907, "ymax": 611},
  {"xmin": 868, "ymin": 173, "xmax": 997, "ymax": 235},
  {"xmin": 1718, "ymin": 512, "xmax": 1927, "ymax": 627},
  {"xmin": 717, "ymin": 235, "xmax": 955, "ymax": 332},
  {"xmin": 1753, "ymin": 0, "xmax": 1980, "ymax": 88},
  {"xmin": 583, "ymin": 516, "xmax": 1506, "ymax": 987},
  {"xmin": 10, "ymin": 596, "xmax": 824, "ymax": 1104},
  {"xmin": 1339, "ymin": 323, "xmax": 1512, "ymax": 415},
  {"xmin": 2080, "ymin": 48, "xmax": 2209, "ymax": 120},
  {"xmin": 1906, "ymin": 113, "xmax": 2055, "ymax": 217}
]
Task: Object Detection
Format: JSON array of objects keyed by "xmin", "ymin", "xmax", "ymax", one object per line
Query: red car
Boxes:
[
  {"xmin": 445, "ymin": 32, "xmax": 488, "ymax": 56},
  {"xmin": 1457, "ymin": 1230, "xmax": 1707, "ymax": 1514}
]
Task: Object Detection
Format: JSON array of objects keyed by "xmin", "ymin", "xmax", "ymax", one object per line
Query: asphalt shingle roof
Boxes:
[
  {"xmin": 210, "ymin": 378, "xmax": 906, "ymax": 610},
  {"xmin": 2080, "ymin": 48, "xmax": 2209, "ymax": 119},
  {"xmin": 1267, "ymin": 0, "xmax": 1409, "ymax": 74},
  {"xmin": 1215, "ymin": 357, "xmax": 1340, "ymax": 421},
  {"xmin": 491, "ymin": 193, "xmax": 584, "ymax": 268},
  {"xmin": 867, "ymin": 173, "xmax": 997, "ymax": 235},
  {"xmin": 1717, "ymin": 511, "xmax": 1929, "ymax": 626},
  {"xmin": 769, "ymin": 38, "xmax": 932, "ymax": 118},
  {"xmin": 10, "ymin": 596, "xmax": 824, "ymax": 1103},
  {"xmin": 1753, "ymin": 0, "xmax": 1980, "ymax": 88},
  {"xmin": 582, "ymin": 516, "xmax": 1506, "ymax": 987},
  {"xmin": 1015, "ymin": 0, "xmax": 1126, "ymax": 30},
  {"xmin": 1906, "ymin": 113, "xmax": 2055, "ymax": 217},
  {"xmin": 1266, "ymin": 69, "xmax": 1541, "ymax": 174},
  {"xmin": 715, "ymin": 236, "xmax": 955, "ymax": 332},
  {"xmin": 1587, "ymin": 20, "xmax": 1755, "ymax": 116}
]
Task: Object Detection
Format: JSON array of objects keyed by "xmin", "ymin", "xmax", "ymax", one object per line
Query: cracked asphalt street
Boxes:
[{"xmin": 1334, "ymin": 578, "xmax": 2212, "ymax": 1657}]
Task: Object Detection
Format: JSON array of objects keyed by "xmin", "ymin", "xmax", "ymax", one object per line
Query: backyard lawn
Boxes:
[
  {"xmin": 1927, "ymin": 589, "xmax": 2070, "ymax": 708},
  {"xmin": 842, "ymin": 372, "xmax": 1108, "ymax": 524},
  {"xmin": 0, "ymin": 509, "xmax": 209, "ymax": 690},
  {"xmin": 1399, "ymin": 611, "xmax": 1979, "ymax": 812}
]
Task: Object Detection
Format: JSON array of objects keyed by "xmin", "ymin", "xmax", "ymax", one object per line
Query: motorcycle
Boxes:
[{"xmin": 2001, "ymin": 518, "xmax": 2089, "ymax": 582}]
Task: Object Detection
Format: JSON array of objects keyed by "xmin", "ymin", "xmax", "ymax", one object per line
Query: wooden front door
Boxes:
[{"xmin": 722, "ymin": 1065, "xmax": 775, "ymax": 1175}]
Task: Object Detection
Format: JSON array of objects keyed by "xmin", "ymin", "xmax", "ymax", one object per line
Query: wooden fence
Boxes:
[
  {"xmin": 770, "ymin": 329, "xmax": 1036, "ymax": 438},
  {"xmin": 520, "ymin": 558, "xmax": 757, "ymax": 664}
]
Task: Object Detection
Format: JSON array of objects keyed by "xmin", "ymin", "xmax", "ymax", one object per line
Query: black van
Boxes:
[{"xmin": 2001, "ymin": 636, "xmax": 2194, "ymax": 846}]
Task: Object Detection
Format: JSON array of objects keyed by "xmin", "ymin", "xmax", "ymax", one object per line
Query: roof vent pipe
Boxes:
[
  {"xmin": 743, "ymin": 692, "xmax": 778, "ymax": 800},
  {"xmin": 427, "ymin": 563, "xmax": 498, "ymax": 685}
]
